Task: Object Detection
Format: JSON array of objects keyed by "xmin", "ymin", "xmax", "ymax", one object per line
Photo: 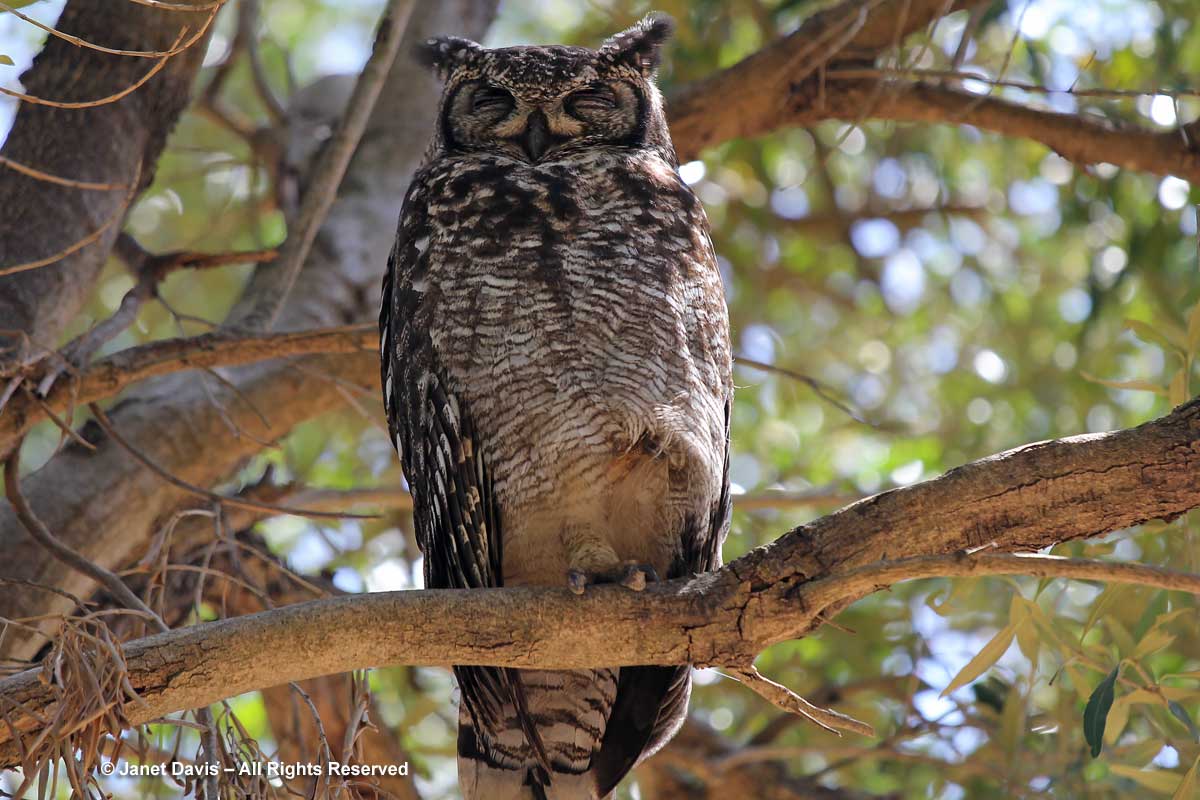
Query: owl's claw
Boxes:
[{"xmin": 567, "ymin": 562, "xmax": 659, "ymax": 594}]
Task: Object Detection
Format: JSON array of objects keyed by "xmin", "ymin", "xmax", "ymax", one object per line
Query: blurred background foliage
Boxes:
[{"xmin": 2, "ymin": 0, "xmax": 1199, "ymax": 797}]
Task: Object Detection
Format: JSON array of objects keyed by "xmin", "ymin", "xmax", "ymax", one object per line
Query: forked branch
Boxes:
[{"xmin": 1, "ymin": 397, "xmax": 1198, "ymax": 767}]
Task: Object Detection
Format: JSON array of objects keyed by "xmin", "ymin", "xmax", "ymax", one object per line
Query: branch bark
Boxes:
[
  {"xmin": 668, "ymin": 0, "xmax": 989, "ymax": 160},
  {"xmin": 0, "ymin": 0, "xmax": 500, "ymax": 663},
  {"xmin": 0, "ymin": 0, "xmax": 218, "ymax": 366},
  {"xmin": 3, "ymin": 397, "xmax": 1198, "ymax": 767},
  {"xmin": 667, "ymin": 0, "xmax": 1200, "ymax": 181},
  {"xmin": 0, "ymin": 325, "xmax": 375, "ymax": 453},
  {"xmin": 783, "ymin": 79, "xmax": 1200, "ymax": 183}
]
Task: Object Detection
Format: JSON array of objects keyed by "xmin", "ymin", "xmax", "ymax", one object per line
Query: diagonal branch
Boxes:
[
  {"xmin": 667, "ymin": 0, "xmax": 1200, "ymax": 181},
  {"xmin": 784, "ymin": 79, "xmax": 1200, "ymax": 183},
  {"xmin": 2, "ymin": 397, "xmax": 1198, "ymax": 768},
  {"xmin": 668, "ymin": 0, "xmax": 989, "ymax": 160}
]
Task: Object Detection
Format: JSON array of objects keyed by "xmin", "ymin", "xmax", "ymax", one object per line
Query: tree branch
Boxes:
[
  {"xmin": 0, "ymin": 0, "xmax": 500, "ymax": 664},
  {"xmin": 667, "ymin": 0, "xmax": 1200, "ymax": 181},
  {"xmin": 669, "ymin": 0, "xmax": 989, "ymax": 160},
  {"xmin": 787, "ymin": 79, "xmax": 1200, "ymax": 182},
  {"xmin": 0, "ymin": 0, "xmax": 220, "ymax": 368},
  {"xmin": 0, "ymin": 325, "xmax": 375, "ymax": 454},
  {"xmin": 3, "ymin": 397, "xmax": 1198, "ymax": 767}
]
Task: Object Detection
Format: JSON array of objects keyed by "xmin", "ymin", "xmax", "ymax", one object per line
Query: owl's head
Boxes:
[{"xmin": 418, "ymin": 14, "xmax": 676, "ymax": 164}]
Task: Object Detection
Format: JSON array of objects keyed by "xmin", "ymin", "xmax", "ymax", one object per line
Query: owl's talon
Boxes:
[
  {"xmin": 566, "ymin": 562, "xmax": 659, "ymax": 594},
  {"xmin": 618, "ymin": 562, "xmax": 658, "ymax": 591},
  {"xmin": 567, "ymin": 569, "xmax": 590, "ymax": 595}
]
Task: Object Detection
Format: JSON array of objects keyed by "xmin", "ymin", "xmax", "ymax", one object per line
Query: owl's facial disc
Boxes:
[{"xmin": 444, "ymin": 79, "xmax": 642, "ymax": 163}]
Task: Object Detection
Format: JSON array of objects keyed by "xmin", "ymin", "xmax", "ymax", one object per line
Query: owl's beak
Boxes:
[{"xmin": 520, "ymin": 109, "xmax": 551, "ymax": 162}]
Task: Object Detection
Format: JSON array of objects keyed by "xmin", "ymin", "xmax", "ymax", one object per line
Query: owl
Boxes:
[{"xmin": 379, "ymin": 14, "xmax": 732, "ymax": 800}]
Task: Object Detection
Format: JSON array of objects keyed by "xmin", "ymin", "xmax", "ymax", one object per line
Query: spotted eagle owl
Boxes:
[{"xmin": 379, "ymin": 14, "xmax": 732, "ymax": 799}]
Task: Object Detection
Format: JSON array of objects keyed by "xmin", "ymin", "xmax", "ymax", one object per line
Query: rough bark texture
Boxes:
[
  {"xmin": 4, "ymin": 0, "xmax": 1193, "ymax": 671},
  {"xmin": 668, "ymin": 0, "xmax": 989, "ymax": 160},
  {"xmin": 0, "ymin": 0, "xmax": 216, "ymax": 362},
  {"xmin": 0, "ymin": 0, "xmax": 499, "ymax": 663},
  {"xmin": 0, "ymin": 326, "xmax": 375, "ymax": 452},
  {"xmin": 2, "ymin": 397, "xmax": 1198, "ymax": 766}
]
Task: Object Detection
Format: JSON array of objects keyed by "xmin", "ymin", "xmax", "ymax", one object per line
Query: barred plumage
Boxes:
[{"xmin": 380, "ymin": 14, "xmax": 732, "ymax": 799}]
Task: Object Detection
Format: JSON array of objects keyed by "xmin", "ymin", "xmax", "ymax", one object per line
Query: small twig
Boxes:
[
  {"xmin": 735, "ymin": 355, "xmax": 869, "ymax": 424},
  {"xmin": 243, "ymin": 0, "xmax": 417, "ymax": 330},
  {"xmin": 950, "ymin": 3, "xmax": 987, "ymax": 70},
  {"xmin": 3, "ymin": 444, "xmax": 163, "ymax": 633},
  {"xmin": 32, "ymin": 237, "xmax": 277, "ymax": 397},
  {"xmin": 725, "ymin": 665, "xmax": 876, "ymax": 737},
  {"xmin": 829, "ymin": 66, "xmax": 1200, "ymax": 101},
  {"xmin": 0, "ymin": 0, "xmax": 218, "ymax": 59},
  {"xmin": 800, "ymin": 551, "xmax": 1200, "ymax": 616},
  {"xmin": 0, "ymin": 28, "xmax": 198, "ymax": 110},
  {"xmin": 86, "ymin": 403, "xmax": 377, "ymax": 521},
  {"xmin": 240, "ymin": 0, "xmax": 285, "ymax": 124},
  {"xmin": 21, "ymin": 386, "xmax": 95, "ymax": 452},
  {"xmin": 0, "ymin": 161, "xmax": 143, "ymax": 277},
  {"xmin": 0, "ymin": 155, "xmax": 127, "ymax": 191}
]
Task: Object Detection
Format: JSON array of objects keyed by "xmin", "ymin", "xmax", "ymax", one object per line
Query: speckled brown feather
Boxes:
[{"xmin": 380, "ymin": 13, "xmax": 732, "ymax": 799}]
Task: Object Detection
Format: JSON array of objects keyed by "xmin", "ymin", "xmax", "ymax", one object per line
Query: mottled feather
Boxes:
[{"xmin": 380, "ymin": 13, "xmax": 732, "ymax": 799}]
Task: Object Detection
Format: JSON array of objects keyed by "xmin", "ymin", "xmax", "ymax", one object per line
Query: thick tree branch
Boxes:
[
  {"xmin": 0, "ymin": 0, "xmax": 219, "ymax": 367},
  {"xmin": 667, "ymin": 0, "xmax": 1200, "ymax": 181},
  {"xmin": 0, "ymin": 0, "xmax": 500, "ymax": 664},
  {"xmin": 669, "ymin": 0, "xmax": 988, "ymax": 160},
  {"xmin": 3, "ymin": 398, "xmax": 1198, "ymax": 767}
]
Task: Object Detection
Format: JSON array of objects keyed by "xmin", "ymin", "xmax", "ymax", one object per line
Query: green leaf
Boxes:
[
  {"xmin": 1168, "ymin": 701, "xmax": 1200, "ymax": 742},
  {"xmin": 1084, "ymin": 665, "xmax": 1120, "ymax": 758},
  {"xmin": 941, "ymin": 624, "xmax": 1016, "ymax": 698}
]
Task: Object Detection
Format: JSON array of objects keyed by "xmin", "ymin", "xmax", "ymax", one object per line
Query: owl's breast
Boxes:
[{"xmin": 413, "ymin": 152, "xmax": 730, "ymax": 502}]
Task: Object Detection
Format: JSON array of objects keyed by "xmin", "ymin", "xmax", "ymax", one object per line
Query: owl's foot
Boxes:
[{"xmin": 567, "ymin": 561, "xmax": 660, "ymax": 595}]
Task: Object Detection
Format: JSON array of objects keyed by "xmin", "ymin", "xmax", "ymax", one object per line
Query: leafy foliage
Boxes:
[{"xmin": 2, "ymin": 0, "xmax": 1199, "ymax": 797}]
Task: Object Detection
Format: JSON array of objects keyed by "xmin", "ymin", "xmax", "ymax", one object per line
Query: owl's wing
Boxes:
[
  {"xmin": 380, "ymin": 190, "xmax": 521, "ymax": 739},
  {"xmin": 593, "ymin": 394, "xmax": 733, "ymax": 796}
]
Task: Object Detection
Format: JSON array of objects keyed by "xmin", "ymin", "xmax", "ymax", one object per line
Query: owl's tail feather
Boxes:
[{"xmin": 458, "ymin": 668, "xmax": 616, "ymax": 800}]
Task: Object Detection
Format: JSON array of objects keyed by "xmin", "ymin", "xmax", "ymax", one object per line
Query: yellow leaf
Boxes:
[
  {"xmin": 940, "ymin": 624, "xmax": 1016, "ymax": 698},
  {"xmin": 1083, "ymin": 585, "xmax": 1127, "ymax": 639},
  {"xmin": 1080, "ymin": 372, "xmax": 1169, "ymax": 396},
  {"xmin": 1133, "ymin": 629, "xmax": 1176, "ymax": 660},
  {"xmin": 1010, "ymin": 598, "xmax": 1040, "ymax": 668},
  {"xmin": 1109, "ymin": 764, "xmax": 1185, "ymax": 794},
  {"xmin": 1126, "ymin": 318, "xmax": 1188, "ymax": 354},
  {"xmin": 1169, "ymin": 368, "xmax": 1189, "ymax": 407},
  {"xmin": 1189, "ymin": 303, "xmax": 1200, "ymax": 351},
  {"xmin": 1000, "ymin": 686, "xmax": 1026, "ymax": 756},
  {"xmin": 1104, "ymin": 695, "xmax": 1131, "ymax": 744},
  {"xmin": 927, "ymin": 579, "xmax": 975, "ymax": 617},
  {"xmin": 1104, "ymin": 616, "xmax": 1137, "ymax": 657},
  {"xmin": 1172, "ymin": 754, "xmax": 1200, "ymax": 800}
]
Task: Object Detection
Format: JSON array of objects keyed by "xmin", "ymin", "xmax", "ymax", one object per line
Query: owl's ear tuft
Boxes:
[
  {"xmin": 416, "ymin": 36, "xmax": 483, "ymax": 79},
  {"xmin": 601, "ymin": 12, "xmax": 675, "ymax": 76}
]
